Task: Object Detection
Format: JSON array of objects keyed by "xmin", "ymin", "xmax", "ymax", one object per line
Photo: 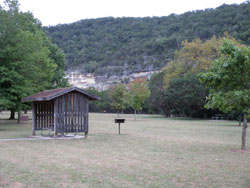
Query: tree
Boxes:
[
  {"xmin": 148, "ymin": 71, "xmax": 166, "ymax": 114},
  {"xmin": 87, "ymin": 88, "xmax": 113, "ymax": 113},
  {"xmin": 163, "ymin": 36, "xmax": 222, "ymax": 87},
  {"xmin": 148, "ymin": 36, "xmax": 230, "ymax": 117},
  {"xmin": 46, "ymin": 42, "xmax": 69, "ymax": 88},
  {"xmin": 128, "ymin": 77, "xmax": 151, "ymax": 120},
  {"xmin": 45, "ymin": 2, "xmax": 250, "ymax": 77},
  {"xmin": 200, "ymin": 39, "xmax": 250, "ymax": 150},
  {"xmin": 0, "ymin": 0, "xmax": 67, "ymax": 122},
  {"xmin": 109, "ymin": 84, "xmax": 128, "ymax": 116},
  {"xmin": 163, "ymin": 75, "xmax": 209, "ymax": 117}
]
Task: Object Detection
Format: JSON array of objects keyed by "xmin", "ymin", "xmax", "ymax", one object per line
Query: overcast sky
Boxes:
[{"xmin": 0, "ymin": 0, "xmax": 246, "ymax": 26}]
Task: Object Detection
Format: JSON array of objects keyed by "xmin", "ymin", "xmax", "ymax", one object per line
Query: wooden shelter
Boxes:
[{"xmin": 22, "ymin": 87, "xmax": 99, "ymax": 137}]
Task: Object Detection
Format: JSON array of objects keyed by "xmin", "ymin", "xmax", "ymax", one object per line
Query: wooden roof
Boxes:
[{"xmin": 22, "ymin": 87, "xmax": 100, "ymax": 102}]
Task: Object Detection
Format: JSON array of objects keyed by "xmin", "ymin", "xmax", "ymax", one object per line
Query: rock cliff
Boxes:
[{"xmin": 65, "ymin": 70, "xmax": 159, "ymax": 91}]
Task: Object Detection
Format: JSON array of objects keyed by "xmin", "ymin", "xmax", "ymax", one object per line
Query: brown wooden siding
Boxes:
[{"xmin": 33, "ymin": 91, "xmax": 88, "ymax": 134}]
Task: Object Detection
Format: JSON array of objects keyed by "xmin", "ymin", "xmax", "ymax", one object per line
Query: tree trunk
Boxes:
[
  {"xmin": 18, "ymin": 110, "xmax": 21, "ymax": 124},
  {"xmin": 9, "ymin": 110, "xmax": 15, "ymax": 119},
  {"xmin": 24, "ymin": 109, "xmax": 27, "ymax": 114},
  {"xmin": 241, "ymin": 113, "xmax": 248, "ymax": 150},
  {"xmin": 134, "ymin": 110, "xmax": 136, "ymax": 121},
  {"xmin": 239, "ymin": 116, "xmax": 242, "ymax": 126}
]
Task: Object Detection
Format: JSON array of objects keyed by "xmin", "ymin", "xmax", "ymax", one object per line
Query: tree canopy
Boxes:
[
  {"xmin": 128, "ymin": 77, "xmax": 150, "ymax": 119},
  {"xmin": 0, "ymin": 0, "xmax": 68, "ymax": 119},
  {"xmin": 45, "ymin": 2, "xmax": 250, "ymax": 76},
  {"xmin": 200, "ymin": 39, "xmax": 250, "ymax": 150},
  {"xmin": 109, "ymin": 84, "xmax": 128, "ymax": 116},
  {"xmin": 162, "ymin": 36, "xmax": 222, "ymax": 87},
  {"xmin": 164, "ymin": 75, "xmax": 209, "ymax": 117},
  {"xmin": 200, "ymin": 40, "xmax": 250, "ymax": 114},
  {"xmin": 148, "ymin": 36, "xmax": 225, "ymax": 117}
]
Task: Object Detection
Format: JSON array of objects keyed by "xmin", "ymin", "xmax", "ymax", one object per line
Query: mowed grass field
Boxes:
[{"xmin": 0, "ymin": 112, "xmax": 250, "ymax": 188}]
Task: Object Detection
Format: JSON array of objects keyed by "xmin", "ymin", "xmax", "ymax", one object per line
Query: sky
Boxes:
[{"xmin": 0, "ymin": 0, "xmax": 247, "ymax": 26}]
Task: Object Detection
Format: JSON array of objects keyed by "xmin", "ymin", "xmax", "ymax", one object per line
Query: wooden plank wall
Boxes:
[
  {"xmin": 34, "ymin": 101, "xmax": 54, "ymax": 130},
  {"xmin": 54, "ymin": 92, "xmax": 88, "ymax": 134},
  {"xmin": 34, "ymin": 92, "xmax": 89, "ymax": 134}
]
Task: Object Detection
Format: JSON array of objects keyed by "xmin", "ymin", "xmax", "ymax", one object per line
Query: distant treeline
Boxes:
[
  {"xmin": 45, "ymin": 2, "xmax": 250, "ymax": 76},
  {"xmin": 87, "ymin": 35, "xmax": 246, "ymax": 121}
]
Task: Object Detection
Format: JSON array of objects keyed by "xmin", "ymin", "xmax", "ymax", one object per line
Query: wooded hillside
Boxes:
[{"xmin": 45, "ymin": 2, "xmax": 250, "ymax": 76}]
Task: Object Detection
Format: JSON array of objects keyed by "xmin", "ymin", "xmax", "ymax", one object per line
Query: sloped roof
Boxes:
[{"xmin": 22, "ymin": 87, "xmax": 100, "ymax": 102}]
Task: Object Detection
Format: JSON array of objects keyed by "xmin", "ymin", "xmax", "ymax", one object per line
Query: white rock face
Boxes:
[
  {"xmin": 65, "ymin": 71, "xmax": 96, "ymax": 88},
  {"xmin": 65, "ymin": 70, "xmax": 159, "ymax": 91}
]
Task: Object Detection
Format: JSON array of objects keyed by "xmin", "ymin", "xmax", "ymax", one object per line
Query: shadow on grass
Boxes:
[
  {"xmin": 142, "ymin": 115, "xmax": 239, "ymax": 128},
  {"xmin": 143, "ymin": 115, "xmax": 205, "ymax": 121},
  {"xmin": 0, "ymin": 120, "xmax": 19, "ymax": 126},
  {"xmin": 142, "ymin": 115, "xmax": 166, "ymax": 119},
  {"xmin": 167, "ymin": 117, "xmax": 204, "ymax": 121}
]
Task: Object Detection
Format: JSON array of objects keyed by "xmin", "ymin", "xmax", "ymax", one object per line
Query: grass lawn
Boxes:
[{"xmin": 0, "ymin": 112, "xmax": 250, "ymax": 188}]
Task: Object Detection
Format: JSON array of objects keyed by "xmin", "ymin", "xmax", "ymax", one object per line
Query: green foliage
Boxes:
[
  {"xmin": 149, "ymin": 73, "xmax": 209, "ymax": 117},
  {"xmin": 0, "ymin": 0, "xmax": 68, "ymax": 113},
  {"xmin": 148, "ymin": 36, "xmax": 226, "ymax": 117},
  {"xmin": 148, "ymin": 71, "xmax": 165, "ymax": 114},
  {"xmin": 163, "ymin": 36, "xmax": 222, "ymax": 87},
  {"xmin": 46, "ymin": 42, "xmax": 69, "ymax": 88},
  {"xmin": 45, "ymin": 2, "xmax": 250, "ymax": 75},
  {"xmin": 164, "ymin": 75, "xmax": 209, "ymax": 117},
  {"xmin": 200, "ymin": 39, "xmax": 250, "ymax": 115},
  {"xmin": 109, "ymin": 84, "xmax": 129, "ymax": 113},
  {"xmin": 200, "ymin": 38, "xmax": 250, "ymax": 150},
  {"xmin": 82, "ymin": 61, "xmax": 98, "ymax": 73},
  {"xmin": 86, "ymin": 88, "xmax": 113, "ymax": 113},
  {"xmin": 128, "ymin": 77, "xmax": 151, "ymax": 112}
]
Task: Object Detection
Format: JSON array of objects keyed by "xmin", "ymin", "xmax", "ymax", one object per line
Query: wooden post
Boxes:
[
  {"xmin": 54, "ymin": 99, "xmax": 57, "ymax": 139},
  {"xmin": 32, "ymin": 103, "xmax": 36, "ymax": 136},
  {"xmin": 115, "ymin": 119, "xmax": 125, "ymax": 135},
  {"xmin": 38, "ymin": 103, "xmax": 40, "ymax": 130},
  {"xmin": 80, "ymin": 95, "xmax": 83, "ymax": 132},
  {"xmin": 41, "ymin": 103, "xmax": 43, "ymax": 129},
  {"xmin": 71, "ymin": 94, "xmax": 74, "ymax": 132},
  {"xmin": 84, "ymin": 98, "xmax": 89, "ymax": 139},
  {"xmin": 61, "ymin": 97, "xmax": 64, "ymax": 133}
]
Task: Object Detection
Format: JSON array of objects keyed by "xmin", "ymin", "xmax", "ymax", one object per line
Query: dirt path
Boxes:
[{"xmin": 0, "ymin": 135, "xmax": 85, "ymax": 142}]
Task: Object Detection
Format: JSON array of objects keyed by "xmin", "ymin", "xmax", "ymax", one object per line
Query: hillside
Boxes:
[{"xmin": 45, "ymin": 2, "xmax": 250, "ymax": 77}]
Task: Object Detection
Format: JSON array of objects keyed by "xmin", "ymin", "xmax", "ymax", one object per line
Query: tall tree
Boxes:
[
  {"xmin": 0, "ymin": 0, "xmax": 67, "ymax": 121},
  {"xmin": 149, "ymin": 36, "xmax": 228, "ymax": 117},
  {"xmin": 109, "ymin": 84, "xmax": 128, "ymax": 117},
  {"xmin": 200, "ymin": 39, "xmax": 250, "ymax": 150},
  {"xmin": 148, "ymin": 71, "xmax": 165, "ymax": 114},
  {"xmin": 163, "ymin": 36, "xmax": 222, "ymax": 87},
  {"xmin": 46, "ymin": 42, "xmax": 69, "ymax": 88},
  {"xmin": 128, "ymin": 77, "xmax": 151, "ymax": 120}
]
